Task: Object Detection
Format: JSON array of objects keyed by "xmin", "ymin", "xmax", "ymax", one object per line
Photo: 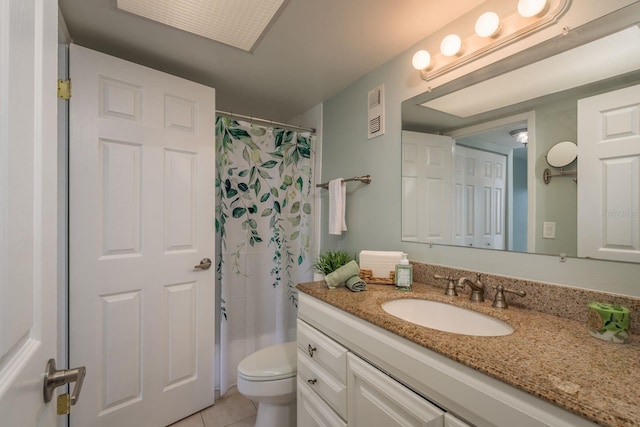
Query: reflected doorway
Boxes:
[{"xmin": 447, "ymin": 112, "xmax": 534, "ymax": 253}]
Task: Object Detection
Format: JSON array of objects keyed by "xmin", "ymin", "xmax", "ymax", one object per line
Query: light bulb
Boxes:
[
  {"xmin": 517, "ymin": 0, "xmax": 548, "ymax": 18},
  {"xmin": 411, "ymin": 50, "xmax": 433, "ymax": 70},
  {"xmin": 440, "ymin": 34, "xmax": 463, "ymax": 57},
  {"xmin": 475, "ymin": 12, "xmax": 501, "ymax": 38}
]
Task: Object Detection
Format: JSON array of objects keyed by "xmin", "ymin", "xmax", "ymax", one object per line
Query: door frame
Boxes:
[{"xmin": 57, "ymin": 10, "xmax": 71, "ymax": 427}]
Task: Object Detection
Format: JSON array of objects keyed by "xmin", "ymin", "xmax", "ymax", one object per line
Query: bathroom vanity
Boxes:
[{"xmin": 296, "ymin": 281, "xmax": 639, "ymax": 427}]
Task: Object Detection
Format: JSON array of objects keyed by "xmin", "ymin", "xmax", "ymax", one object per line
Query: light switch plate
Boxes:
[{"xmin": 543, "ymin": 221, "xmax": 556, "ymax": 239}]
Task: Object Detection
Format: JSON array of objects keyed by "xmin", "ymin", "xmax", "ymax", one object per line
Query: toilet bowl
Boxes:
[{"xmin": 237, "ymin": 341, "xmax": 297, "ymax": 427}]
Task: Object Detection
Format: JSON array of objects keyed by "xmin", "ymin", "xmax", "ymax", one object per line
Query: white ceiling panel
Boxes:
[{"xmin": 116, "ymin": 0, "xmax": 287, "ymax": 51}]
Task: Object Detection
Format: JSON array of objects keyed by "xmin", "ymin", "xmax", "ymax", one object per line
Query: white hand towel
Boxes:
[
  {"xmin": 359, "ymin": 250, "xmax": 404, "ymax": 277},
  {"xmin": 328, "ymin": 178, "xmax": 347, "ymax": 235},
  {"xmin": 360, "ymin": 250, "xmax": 405, "ymax": 259}
]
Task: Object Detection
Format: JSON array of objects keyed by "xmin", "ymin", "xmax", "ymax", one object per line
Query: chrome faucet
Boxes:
[{"xmin": 457, "ymin": 273, "xmax": 485, "ymax": 302}]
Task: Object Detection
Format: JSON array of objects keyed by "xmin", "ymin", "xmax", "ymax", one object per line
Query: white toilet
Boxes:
[{"xmin": 237, "ymin": 341, "xmax": 297, "ymax": 427}]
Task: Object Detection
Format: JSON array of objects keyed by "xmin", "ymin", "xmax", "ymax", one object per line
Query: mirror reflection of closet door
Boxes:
[
  {"xmin": 454, "ymin": 146, "xmax": 506, "ymax": 250},
  {"xmin": 484, "ymin": 151, "xmax": 506, "ymax": 251},
  {"xmin": 453, "ymin": 147, "xmax": 473, "ymax": 247},
  {"xmin": 578, "ymin": 83, "xmax": 640, "ymax": 262}
]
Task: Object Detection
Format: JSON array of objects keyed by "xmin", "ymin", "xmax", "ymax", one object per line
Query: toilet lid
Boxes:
[{"xmin": 238, "ymin": 342, "xmax": 297, "ymax": 381}]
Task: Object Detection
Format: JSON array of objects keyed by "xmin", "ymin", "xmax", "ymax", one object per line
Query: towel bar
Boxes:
[{"xmin": 316, "ymin": 175, "xmax": 372, "ymax": 189}]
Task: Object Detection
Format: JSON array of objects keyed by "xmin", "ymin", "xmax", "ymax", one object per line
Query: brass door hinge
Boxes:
[{"xmin": 57, "ymin": 79, "xmax": 71, "ymax": 100}]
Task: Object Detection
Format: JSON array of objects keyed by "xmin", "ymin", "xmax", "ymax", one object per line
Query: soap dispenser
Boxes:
[{"xmin": 395, "ymin": 253, "xmax": 413, "ymax": 291}]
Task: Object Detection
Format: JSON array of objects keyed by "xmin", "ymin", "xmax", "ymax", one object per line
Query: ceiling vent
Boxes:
[{"xmin": 368, "ymin": 85, "xmax": 385, "ymax": 139}]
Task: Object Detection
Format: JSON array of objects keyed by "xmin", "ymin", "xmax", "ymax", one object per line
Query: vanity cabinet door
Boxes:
[
  {"xmin": 297, "ymin": 377, "xmax": 347, "ymax": 427},
  {"xmin": 347, "ymin": 353, "xmax": 444, "ymax": 427}
]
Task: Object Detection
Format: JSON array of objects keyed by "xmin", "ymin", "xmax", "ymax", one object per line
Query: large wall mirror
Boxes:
[{"xmin": 401, "ymin": 12, "xmax": 640, "ymax": 263}]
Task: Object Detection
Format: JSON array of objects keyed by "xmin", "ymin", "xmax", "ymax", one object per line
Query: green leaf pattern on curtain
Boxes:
[{"xmin": 215, "ymin": 116, "xmax": 314, "ymax": 310}]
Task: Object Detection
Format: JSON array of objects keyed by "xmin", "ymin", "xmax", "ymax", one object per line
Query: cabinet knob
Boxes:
[
  {"xmin": 307, "ymin": 378, "xmax": 317, "ymax": 385},
  {"xmin": 307, "ymin": 344, "xmax": 317, "ymax": 358}
]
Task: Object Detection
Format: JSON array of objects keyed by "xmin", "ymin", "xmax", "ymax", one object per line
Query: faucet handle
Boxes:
[
  {"xmin": 492, "ymin": 284, "xmax": 526, "ymax": 309},
  {"xmin": 434, "ymin": 275, "xmax": 457, "ymax": 296}
]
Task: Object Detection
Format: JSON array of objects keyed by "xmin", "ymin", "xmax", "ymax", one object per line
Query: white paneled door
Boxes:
[
  {"xmin": 69, "ymin": 45, "xmax": 216, "ymax": 426},
  {"xmin": 0, "ymin": 0, "xmax": 58, "ymax": 425},
  {"xmin": 578, "ymin": 83, "xmax": 640, "ymax": 263}
]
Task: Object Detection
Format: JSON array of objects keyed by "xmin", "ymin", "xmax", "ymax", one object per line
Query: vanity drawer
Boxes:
[
  {"xmin": 297, "ymin": 319, "xmax": 347, "ymax": 382},
  {"xmin": 298, "ymin": 348, "xmax": 347, "ymax": 420},
  {"xmin": 297, "ymin": 376, "xmax": 347, "ymax": 427}
]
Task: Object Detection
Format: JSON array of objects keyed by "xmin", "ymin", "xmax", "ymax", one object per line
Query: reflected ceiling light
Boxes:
[
  {"xmin": 517, "ymin": 0, "xmax": 549, "ymax": 18},
  {"xmin": 441, "ymin": 34, "xmax": 464, "ymax": 57},
  {"xmin": 510, "ymin": 128, "xmax": 528, "ymax": 146},
  {"xmin": 475, "ymin": 12, "xmax": 501, "ymax": 38},
  {"xmin": 412, "ymin": 50, "xmax": 434, "ymax": 71}
]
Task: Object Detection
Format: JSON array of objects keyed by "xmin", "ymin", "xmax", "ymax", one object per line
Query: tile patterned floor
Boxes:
[{"xmin": 168, "ymin": 389, "xmax": 257, "ymax": 427}]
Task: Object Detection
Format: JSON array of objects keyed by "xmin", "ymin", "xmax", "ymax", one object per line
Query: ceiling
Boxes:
[{"xmin": 58, "ymin": 0, "xmax": 485, "ymax": 122}]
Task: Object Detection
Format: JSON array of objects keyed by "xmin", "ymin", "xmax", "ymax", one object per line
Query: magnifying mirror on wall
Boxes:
[
  {"xmin": 546, "ymin": 141, "xmax": 577, "ymax": 167},
  {"xmin": 543, "ymin": 141, "xmax": 577, "ymax": 184}
]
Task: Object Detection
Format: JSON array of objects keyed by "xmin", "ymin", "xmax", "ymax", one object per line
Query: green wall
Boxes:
[{"xmin": 534, "ymin": 96, "xmax": 577, "ymax": 256}]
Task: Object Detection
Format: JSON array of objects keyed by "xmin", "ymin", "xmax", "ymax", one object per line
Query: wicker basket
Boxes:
[{"xmin": 359, "ymin": 269, "xmax": 395, "ymax": 285}]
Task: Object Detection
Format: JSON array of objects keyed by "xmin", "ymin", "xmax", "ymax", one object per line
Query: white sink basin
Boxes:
[{"xmin": 381, "ymin": 299, "xmax": 514, "ymax": 336}]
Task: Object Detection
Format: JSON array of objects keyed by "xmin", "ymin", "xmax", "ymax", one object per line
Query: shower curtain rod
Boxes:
[{"xmin": 216, "ymin": 110, "xmax": 316, "ymax": 134}]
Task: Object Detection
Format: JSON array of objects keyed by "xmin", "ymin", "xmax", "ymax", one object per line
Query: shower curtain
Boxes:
[{"xmin": 215, "ymin": 116, "xmax": 315, "ymax": 394}]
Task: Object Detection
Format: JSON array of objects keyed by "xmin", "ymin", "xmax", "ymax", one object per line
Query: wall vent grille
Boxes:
[{"xmin": 368, "ymin": 84, "xmax": 385, "ymax": 139}]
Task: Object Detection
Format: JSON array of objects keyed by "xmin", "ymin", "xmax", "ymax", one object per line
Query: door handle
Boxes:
[
  {"xmin": 43, "ymin": 359, "xmax": 86, "ymax": 405},
  {"xmin": 194, "ymin": 258, "xmax": 212, "ymax": 270}
]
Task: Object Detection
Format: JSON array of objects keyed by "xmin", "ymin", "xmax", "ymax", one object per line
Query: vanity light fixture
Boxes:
[
  {"xmin": 412, "ymin": 50, "xmax": 434, "ymax": 71},
  {"xmin": 411, "ymin": 0, "xmax": 568, "ymax": 82},
  {"xmin": 440, "ymin": 34, "xmax": 464, "ymax": 57},
  {"xmin": 509, "ymin": 128, "xmax": 528, "ymax": 146},
  {"xmin": 475, "ymin": 12, "xmax": 501, "ymax": 38},
  {"xmin": 517, "ymin": 0, "xmax": 549, "ymax": 18}
]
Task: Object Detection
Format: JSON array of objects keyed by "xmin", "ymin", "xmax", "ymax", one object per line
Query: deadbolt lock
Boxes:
[{"xmin": 57, "ymin": 393, "xmax": 71, "ymax": 415}]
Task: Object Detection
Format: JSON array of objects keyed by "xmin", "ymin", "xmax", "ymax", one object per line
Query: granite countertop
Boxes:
[{"xmin": 297, "ymin": 281, "xmax": 640, "ymax": 427}]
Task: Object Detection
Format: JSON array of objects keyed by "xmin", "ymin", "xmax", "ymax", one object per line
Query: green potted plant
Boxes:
[{"xmin": 312, "ymin": 250, "xmax": 354, "ymax": 281}]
